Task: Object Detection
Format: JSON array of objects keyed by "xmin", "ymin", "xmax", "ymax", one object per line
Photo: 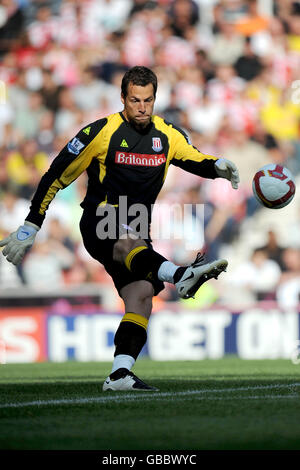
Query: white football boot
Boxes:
[
  {"xmin": 175, "ymin": 253, "xmax": 228, "ymax": 299},
  {"xmin": 103, "ymin": 368, "xmax": 158, "ymax": 392}
]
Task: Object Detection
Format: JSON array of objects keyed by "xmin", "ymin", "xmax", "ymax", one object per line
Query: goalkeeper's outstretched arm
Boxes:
[{"xmin": 0, "ymin": 122, "xmax": 100, "ymax": 265}]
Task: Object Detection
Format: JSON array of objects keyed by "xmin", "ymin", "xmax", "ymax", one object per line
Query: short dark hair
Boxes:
[{"xmin": 121, "ymin": 66, "xmax": 158, "ymax": 98}]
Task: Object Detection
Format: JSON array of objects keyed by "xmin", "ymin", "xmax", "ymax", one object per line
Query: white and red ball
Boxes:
[{"xmin": 252, "ymin": 164, "xmax": 296, "ymax": 209}]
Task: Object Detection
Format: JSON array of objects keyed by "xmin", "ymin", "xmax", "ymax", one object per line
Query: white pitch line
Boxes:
[{"xmin": 0, "ymin": 383, "xmax": 299, "ymax": 409}]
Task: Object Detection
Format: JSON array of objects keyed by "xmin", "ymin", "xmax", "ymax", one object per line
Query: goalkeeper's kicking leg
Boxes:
[{"xmin": 113, "ymin": 237, "xmax": 228, "ymax": 301}]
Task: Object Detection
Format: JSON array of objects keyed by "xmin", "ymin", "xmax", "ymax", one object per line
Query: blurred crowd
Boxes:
[{"xmin": 0, "ymin": 0, "xmax": 300, "ymax": 309}]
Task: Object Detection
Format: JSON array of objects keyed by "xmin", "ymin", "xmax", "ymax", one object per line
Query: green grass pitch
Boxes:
[{"xmin": 0, "ymin": 357, "xmax": 300, "ymax": 450}]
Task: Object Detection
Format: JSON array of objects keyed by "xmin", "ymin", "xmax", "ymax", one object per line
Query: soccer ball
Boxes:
[{"xmin": 252, "ymin": 164, "xmax": 296, "ymax": 209}]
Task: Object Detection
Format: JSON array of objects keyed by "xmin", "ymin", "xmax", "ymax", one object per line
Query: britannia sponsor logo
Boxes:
[{"xmin": 115, "ymin": 151, "xmax": 166, "ymax": 167}]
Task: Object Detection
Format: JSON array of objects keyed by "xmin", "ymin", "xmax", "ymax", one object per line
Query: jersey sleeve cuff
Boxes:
[{"xmin": 25, "ymin": 212, "xmax": 44, "ymax": 229}]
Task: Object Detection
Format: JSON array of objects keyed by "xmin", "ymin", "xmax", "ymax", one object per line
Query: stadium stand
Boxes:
[{"xmin": 0, "ymin": 0, "xmax": 299, "ymax": 310}]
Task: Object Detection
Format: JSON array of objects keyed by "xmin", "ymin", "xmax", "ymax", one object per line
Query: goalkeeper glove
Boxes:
[
  {"xmin": 0, "ymin": 221, "xmax": 40, "ymax": 266},
  {"xmin": 215, "ymin": 158, "xmax": 240, "ymax": 190}
]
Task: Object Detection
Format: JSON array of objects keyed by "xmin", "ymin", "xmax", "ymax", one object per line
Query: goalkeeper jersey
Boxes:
[{"xmin": 25, "ymin": 112, "xmax": 219, "ymax": 228}]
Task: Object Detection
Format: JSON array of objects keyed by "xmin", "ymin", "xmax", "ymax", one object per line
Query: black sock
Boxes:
[
  {"xmin": 114, "ymin": 320, "xmax": 147, "ymax": 360},
  {"xmin": 125, "ymin": 246, "xmax": 168, "ymax": 281}
]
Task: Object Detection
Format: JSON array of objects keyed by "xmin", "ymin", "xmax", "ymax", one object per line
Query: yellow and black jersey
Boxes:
[{"xmin": 25, "ymin": 112, "xmax": 219, "ymax": 228}]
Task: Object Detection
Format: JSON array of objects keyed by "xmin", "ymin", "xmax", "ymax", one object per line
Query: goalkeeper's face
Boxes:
[{"xmin": 121, "ymin": 82, "xmax": 155, "ymax": 130}]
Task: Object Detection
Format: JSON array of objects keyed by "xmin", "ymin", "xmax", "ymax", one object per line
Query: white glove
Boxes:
[
  {"xmin": 215, "ymin": 158, "xmax": 240, "ymax": 190},
  {"xmin": 0, "ymin": 221, "xmax": 40, "ymax": 265}
]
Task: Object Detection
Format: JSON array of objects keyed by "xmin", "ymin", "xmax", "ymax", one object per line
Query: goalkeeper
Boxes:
[{"xmin": 0, "ymin": 66, "xmax": 239, "ymax": 391}]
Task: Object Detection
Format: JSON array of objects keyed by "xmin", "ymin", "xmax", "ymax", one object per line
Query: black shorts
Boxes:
[{"xmin": 79, "ymin": 207, "xmax": 165, "ymax": 297}]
